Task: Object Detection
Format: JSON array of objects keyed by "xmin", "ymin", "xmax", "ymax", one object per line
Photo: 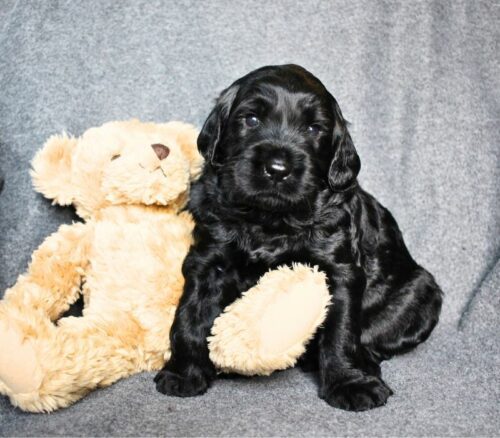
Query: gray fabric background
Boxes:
[{"xmin": 0, "ymin": 0, "xmax": 498, "ymax": 436}]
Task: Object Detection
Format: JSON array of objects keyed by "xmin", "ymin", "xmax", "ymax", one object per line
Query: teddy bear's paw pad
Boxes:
[
  {"xmin": 258, "ymin": 278, "xmax": 329, "ymax": 355},
  {"xmin": 0, "ymin": 320, "xmax": 43, "ymax": 394},
  {"xmin": 209, "ymin": 264, "xmax": 330, "ymax": 376}
]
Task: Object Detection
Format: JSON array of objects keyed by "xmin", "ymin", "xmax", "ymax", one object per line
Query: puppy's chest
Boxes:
[{"xmin": 234, "ymin": 223, "xmax": 342, "ymax": 264}]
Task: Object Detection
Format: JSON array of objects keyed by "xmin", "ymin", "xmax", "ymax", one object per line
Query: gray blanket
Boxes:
[{"xmin": 0, "ymin": 0, "xmax": 498, "ymax": 436}]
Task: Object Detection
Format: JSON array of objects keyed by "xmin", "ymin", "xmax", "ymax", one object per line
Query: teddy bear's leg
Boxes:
[
  {"xmin": 0, "ymin": 310, "xmax": 146, "ymax": 413},
  {"xmin": 208, "ymin": 264, "xmax": 331, "ymax": 376}
]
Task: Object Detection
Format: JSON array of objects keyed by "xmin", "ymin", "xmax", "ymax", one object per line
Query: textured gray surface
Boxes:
[{"xmin": 0, "ymin": 0, "xmax": 498, "ymax": 436}]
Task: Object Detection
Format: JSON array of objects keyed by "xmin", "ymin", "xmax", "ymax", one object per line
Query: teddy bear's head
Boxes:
[{"xmin": 31, "ymin": 120, "xmax": 203, "ymax": 219}]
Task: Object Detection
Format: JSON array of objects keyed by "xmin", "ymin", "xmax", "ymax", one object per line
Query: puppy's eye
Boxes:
[
  {"xmin": 111, "ymin": 154, "xmax": 121, "ymax": 161},
  {"xmin": 244, "ymin": 114, "xmax": 260, "ymax": 128},
  {"xmin": 306, "ymin": 124, "xmax": 322, "ymax": 136}
]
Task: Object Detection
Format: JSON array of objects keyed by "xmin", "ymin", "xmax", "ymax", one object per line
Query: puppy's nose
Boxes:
[
  {"xmin": 151, "ymin": 143, "xmax": 170, "ymax": 160},
  {"xmin": 264, "ymin": 157, "xmax": 291, "ymax": 181}
]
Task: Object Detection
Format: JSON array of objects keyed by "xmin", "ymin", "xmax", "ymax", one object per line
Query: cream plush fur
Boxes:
[{"xmin": 0, "ymin": 120, "xmax": 330, "ymax": 413}]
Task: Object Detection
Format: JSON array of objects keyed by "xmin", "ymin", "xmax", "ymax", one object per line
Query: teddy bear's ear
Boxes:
[{"xmin": 31, "ymin": 133, "xmax": 78, "ymax": 205}]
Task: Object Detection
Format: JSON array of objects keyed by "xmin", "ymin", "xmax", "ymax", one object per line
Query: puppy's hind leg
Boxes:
[{"xmin": 361, "ymin": 268, "xmax": 443, "ymax": 361}]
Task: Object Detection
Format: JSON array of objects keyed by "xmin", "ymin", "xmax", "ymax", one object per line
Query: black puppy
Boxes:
[{"xmin": 155, "ymin": 64, "xmax": 443, "ymax": 411}]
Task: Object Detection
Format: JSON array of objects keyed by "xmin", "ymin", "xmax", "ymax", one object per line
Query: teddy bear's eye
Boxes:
[{"xmin": 111, "ymin": 154, "xmax": 121, "ymax": 161}]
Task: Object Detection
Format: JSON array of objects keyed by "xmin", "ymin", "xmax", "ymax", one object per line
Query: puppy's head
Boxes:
[{"xmin": 198, "ymin": 64, "xmax": 360, "ymax": 210}]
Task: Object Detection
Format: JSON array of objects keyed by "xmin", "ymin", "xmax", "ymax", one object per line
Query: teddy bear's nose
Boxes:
[{"xmin": 151, "ymin": 143, "xmax": 170, "ymax": 160}]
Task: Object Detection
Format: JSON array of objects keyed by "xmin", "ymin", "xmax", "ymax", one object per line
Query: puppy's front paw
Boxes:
[
  {"xmin": 319, "ymin": 375, "xmax": 393, "ymax": 411},
  {"xmin": 154, "ymin": 366, "xmax": 210, "ymax": 397}
]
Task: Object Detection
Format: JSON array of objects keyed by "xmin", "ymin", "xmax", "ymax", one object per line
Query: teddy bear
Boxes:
[{"xmin": 0, "ymin": 119, "xmax": 331, "ymax": 413}]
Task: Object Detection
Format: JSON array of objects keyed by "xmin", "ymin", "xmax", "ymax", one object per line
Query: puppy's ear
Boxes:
[
  {"xmin": 198, "ymin": 84, "xmax": 239, "ymax": 165},
  {"xmin": 328, "ymin": 99, "xmax": 361, "ymax": 193}
]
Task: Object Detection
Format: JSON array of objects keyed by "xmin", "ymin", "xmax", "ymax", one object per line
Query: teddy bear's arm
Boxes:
[
  {"xmin": 1, "ymin": 222, "xmax": 90, "ymax": 321},
  {"xmin": 0, "ymin": 222, "xmax": 94, "ymax": 410},
  {"xmin": 208, "ymin": 264, "xmax": 331, "ymax": 376}
]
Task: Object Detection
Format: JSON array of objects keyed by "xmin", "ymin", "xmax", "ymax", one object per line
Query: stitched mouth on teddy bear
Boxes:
[{"xmin": 137, "ymin": 163, "xmax": 168, "ymax": 178}]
